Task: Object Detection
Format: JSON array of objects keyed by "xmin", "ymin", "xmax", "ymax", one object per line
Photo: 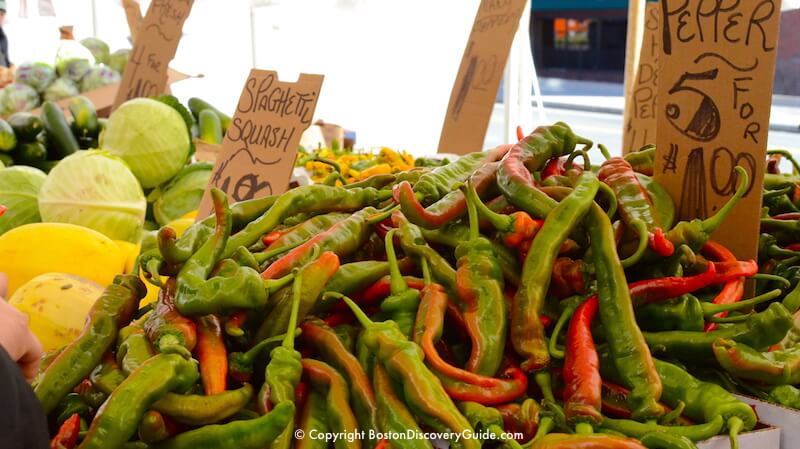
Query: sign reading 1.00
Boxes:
[{"xmin": 655, "ymin": 0, "xmax": 781, "ymax": 260}]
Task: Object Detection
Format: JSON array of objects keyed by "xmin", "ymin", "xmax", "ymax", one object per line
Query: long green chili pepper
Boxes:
[
  {"xmin": 313, "ymin": 259, "xmax": 410, "ymax": 314},
  {"xmin": 586, "ymin": 203, "xmax": 663, "ymax": 420},
  {"xmin": 117, "ymin": 316, "xmax": 155, "ymax": 375},
  {"xmin": 454, "ymin": 181, "xmax": 507, "ymax": 376},
  {"xmin": 410, "ymin": 150, "xmax": 501, "ymax": 204},
  {"xmin": 228, "ymin": 332, "xmax": 295, "ymax": 382},
  {"xmin": 458, "ymin": 401, "xmax": 523, "ymax": 449},
  {"xmin": 372, "ymin": 362, "xmax": 433, "ymax": 449},
  {"xmin": 265, "ymin": 212, "xmax": 349, "ymax": 250},
  {"xmin": 643, "ymin": 302, "xmax": 794, "ymax": 360},
  {"xmin": 173, "ymin": 189, "xmax": 273, "ymax": 316},
  {"xmin": 548, "ymin": 295, "xmax": 587, "ymax": 359},
  {"xmin": 223, "ymin": 184, "xmax": 391, "ymax": 258},
  {"xmin": 154, "ymin": 401, "xmax": 295, "ymax": 449},
  {"xmin": 302, "ymin": 359, "xmax": 363, "ymax": 449},
  {"xmin": 380, "ymin": 228, "xmax": 422, "ymax": 337},
  {"xmin": 599, "ymin": 348, "xmax": 756, "ymax": 449},
  {"xmin": 296, "ymin": 390, "xmax": 331, "ymax": 449},
  {"xmin": 301, "ymin": 318, "xmax": 380, "ymax": 449},
  {"xmin": 599, "ymin": 157, "xmax": 674, "ymax": 257},
  {"xmin": 261, "ymin": 208, "xmax": 376, "ymax": 279},
  {"xmin": 332, "ymin": 292, "xmax": 480, "ymax": 449},
  {"xmin": 35, "ymin": 273, "xmax": 146, "ymax": 414},
  {"xmin": 712, "ymin": 338, "xmax": 800, "ymax": 385},
  {"xmin": 255, "ymin": 251, "xmax": 340, "ymax": 341},
  {"xmin": 623, "ymin": 144, "xmax": 655, "ymax": 176},
  {"xmin": 636, "ymin": 290, "xmax": 782, "ymax": 332},
  {"xmin": 664, "ymin": 167, "xmax": 748, "ymax": 251},
  {"xmin": 419, "ymin": 221, "xmax": 521, "ymax": 287},
  {"xmin": 497, "ymin": 122, "xmax": 592, "ymax": 218},
  {"xmin": 77, "ymin": 353, "xmax": 199, "ymax": 449},
  {"xmin": 394, "ymin": 212, "xmax": 457, "ymax": 292},
  {"xmin": 152, "ymin": 384, "xmax": 255, "ymax": 426},
  {"xmin": 512, "ymin": 171, "xmax": 599, "ymax": 372},
  {"xmin": 600, "ymin": 416, "xmax": 724, "ymax": 442},
  {"xmin": 260, "ymin": 269, "xmax": 304, "ymax": 449}
]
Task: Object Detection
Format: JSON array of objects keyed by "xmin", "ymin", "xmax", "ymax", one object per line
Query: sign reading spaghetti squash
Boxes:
[
  {"xmin": 197, "ymin": 70, "xmax": 324, "ymax": 217},
  {"xmin": 654, "ymin": 0, "xmax": 781, "ymax": 260},
  {"xmin": 113, "ymin": 0, "xmax": 194, "ymax": 109}
]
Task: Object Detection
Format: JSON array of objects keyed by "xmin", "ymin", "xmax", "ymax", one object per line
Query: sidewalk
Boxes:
[{"xmin": 533, "ymin": 78, "xmax": 800, "ymax": 133}]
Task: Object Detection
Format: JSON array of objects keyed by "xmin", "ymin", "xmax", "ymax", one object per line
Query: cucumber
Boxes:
[
  {"xmin": 188, "ymin": 97, "xmax": 231, "ymax": 133},
  {"xmin": 198, "ymin": 109, "xmax": 223, "ymax": 144},
  {"xmin": 68, "ymin": 95, "xmax": 99, "ymax": 138},
  {"xmin": 12, "ymin": 142, "xmax": 47, "ymax": 166},
  {"xmin": 8, "ymin": 112, "xmax": 43, "ymax": 142},
  {"xmin": 0, "ymin": 153, "xmax": 13, "ymax": 167},
  {"xmin": 0, "ymin": 119, "xmax": 17, "ymax": 152},
  {"xmin": 41, "ymin": 101, "xmax": 79, "ymax": 160}
]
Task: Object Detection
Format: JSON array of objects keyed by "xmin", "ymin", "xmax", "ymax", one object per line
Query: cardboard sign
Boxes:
[
  {"xmin": 655, "ymin": 0, "xmax": 782, "ymax": 260},
  {"xmin": 622, "ymin": 2, "xmax": 660, "ymax": 153},
  {"xmin": 122, "ymin": 0, "xmax": 144, "ymax": 43},
  {"xmin": 197, "ymin": 71, "xmax": 324, "ymax": 217},
  {"xmin": 438, "ymin": 0, "xmax": 527, "ymax": 155},
  {"xmin": 113, "ymin": 0, "xmax": 195, "ymax": 109}
]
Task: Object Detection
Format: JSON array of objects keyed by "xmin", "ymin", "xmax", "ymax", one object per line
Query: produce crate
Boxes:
[
  {"xmin": 735, "ymin": 394, "xmax": 799, "ymax": 449},
  {"xmin": 696, "ymin": 425, "xmax": 780, "ymax": 449}
]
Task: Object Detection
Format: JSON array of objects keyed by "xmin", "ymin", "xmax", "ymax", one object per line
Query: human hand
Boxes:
[{"xmin": 0, "ymin": 274, "xmax": 43, "ymax": 382}]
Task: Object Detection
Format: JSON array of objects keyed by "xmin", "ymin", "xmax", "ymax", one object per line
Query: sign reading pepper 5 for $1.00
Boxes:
[{"xmin": 655, "ymin": 0, "xmax": 782, "ymax": 261}]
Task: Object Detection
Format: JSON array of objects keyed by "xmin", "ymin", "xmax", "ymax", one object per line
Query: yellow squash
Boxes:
[
  {"xmin": 0, "ymin": 223, "xmax": 127, "ymax": 296},
  {"xmin": 9, "ymin": 273, "xmax": 103, "ymax": 352}
]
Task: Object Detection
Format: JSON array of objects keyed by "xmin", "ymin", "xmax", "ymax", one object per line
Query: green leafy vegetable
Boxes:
[
  {"xmin": 0, "ymin": 166, "xmax": 47, "ymax": 235},
  {"xmin": 38, "ymin": 150, "xmax": 146, "ymax": 242}
]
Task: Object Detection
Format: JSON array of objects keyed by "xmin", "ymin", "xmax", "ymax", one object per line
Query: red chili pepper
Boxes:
[
  {"xmin": 628, "ymin": 263, "xmax": 717, "ymax": 306},
  {"xmin": 374, "ymin": 439, "xmax": 390, "ymax": 449},
  {"xmin": 787, "ymin": 244, "xmax": 800, "ymax": 252},
  {"xmin": 224, "ymin": 311, "xmax": 248, "ymax": 337},
  {"xmin": 195, "ymin": 315, "xmax": 227, "ymax": 395},
  {"xmin": 295, "ymin": 380, "xmax": 309, "ymax": 412},
  {"xmin": 767, "ymin": 153, "xmax": 782, "ymax": 174},
  {"xmin": 550, "ymin": 257, "xmax": 588, "ymax": 298},
  {"xmin": 712, "ymin": 260, "xmax": 758, "ymax": 284},
  {"xmin": 50, "ymin": 413, "xmax": 80, "ymax": 449},
  {"xmin": 516, "ymin": 125, "xmax": 525, "ymax": 142},
  {"xmin": 770, "ymin": 212, "xmax": 800, "ymax": 221},
  {"xmin": 563, "ymin": 296, "xmax": 602, "ymax": 425},
  {"xmin": 0, "ymin": 205, "xmax": 6, "ymax": 217},
  {"xmin": 323, "ymin": 311, "xmax": 354, "ymax": 327},
  {"xmin": 262, "ymin": 228, "xmax": 294, "ymax": 246},
  {"xmin": 415, "ymin": 282, "xmax": 527, "ymax": 404},
  {"xmin": 702, "ymin": 241, "xmax": 745, "ymax": 332},
  {"xmin": 392, "ymin": 159, "xmax": 504, "ymax": 229},
  {"xmin": 352, "ymin": 275, "xmax": 425, "ymax": 307}
]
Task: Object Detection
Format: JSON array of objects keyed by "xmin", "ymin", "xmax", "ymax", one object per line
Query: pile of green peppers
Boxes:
[{"xmin": 33, "ymin": 123, "xmax": 800, "ymax": 449}]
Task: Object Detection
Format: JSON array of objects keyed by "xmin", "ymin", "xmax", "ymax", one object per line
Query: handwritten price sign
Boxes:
[
  {"xmin": 655, "ymin": 0, "xmax": 782, "ymax": 260},
  {"xmin": 623, "ymin": 2, "xmax": 660, "ymax": 153},
  {"xmin": 438, "ymin": 0, "xmax": 526, "ymax": 155},
  {"xmin": 197, "ymin": 71, "xmax": 324, "ymax": 217},
  {"xmin": 113, "ymin": 0, "xmax": 194, "ymax": 109}
]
